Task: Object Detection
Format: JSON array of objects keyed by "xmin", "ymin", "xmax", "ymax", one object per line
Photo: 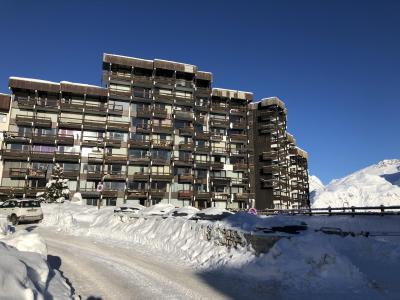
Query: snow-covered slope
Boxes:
[
  {"xmin": 309, "ymin": 175, "xmax": 324, "ymax": 192},
  {"xmin": 312, "ymin": 159, "xmax": 400, "ymax": 208}
]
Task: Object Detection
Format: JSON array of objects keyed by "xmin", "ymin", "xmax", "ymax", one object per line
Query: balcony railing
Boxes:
[
  {"xmin": 104, "ymin": 138, "xmax": 122, "ymax": 148},
  {"xmin": 178, "ymin": 142, "xmax": 193, "ymax": 151},
  {"xmin": 151, "ymin": 156, "xmax": 170, "ymax": 165},
  {"xmin": 59, "ymin": 117, "xmax": 83, "ymax": 130},
  {"xmin": 109, "ymin": 71, "xmax": 132, "ymax": 82},
  {"xmin": 179, "ymin": 127, "xmax": 195, "ymax": 136},
  {"xmin": 230, "ymin": 134, "xmax": 247, "ymax": 142},
  {"xmin": 63, "ymin": 170, "xmax": 79, "ymax": 179},
  {"xmin": 109, "ymin": 88, "xmax": 131, "ymax": 97},
  {"xmin": 9, "ymin": 168, "xmax": 28, "ymax": 178},
  {"xmin": 87, "ymin": 171, "xmax": 102, "ymax": 181},
  {"xmin": 234, "ymin": 193, "xmax": 254, "ymax": 201},
  {"xmin": 210, "ymin": 119, "xmax": 229, "ymax": 128},
  {"xmin": 105, "ymin": 154, "xmax": 127, "ymax": 164},
  {"xmin": 211, "ymin": 147, "xmax": 227, "ymax": 155},
  {"xmin": 152, "ymin": 140, "xmax": 173, "ymax": 149},
  {"xmin": 30, "ymin": 151, "xmax": 54, "ymax": 161},
  {"xmin": 129, "ymin": 139, "xmax": 150, "ymax": 148},
  {"xmin": 153, "ymin": 108, "xmax": 169, "ymax": 118},
  {"xmin": 27, "ymin": 168, "xmax": 47, "ymax": 178},
  {"xmin": 57, "ymin": 134, "xmax": 74, "ymax": 145},
  {"xmin": 210, "ymin": 162, "xmax": 224, "ymax": 170},
  {"xmin": 233, "ymin": 163, "xmax": 248, "ymax": 172},
  {"xmin": 132, "ymin": 75, "xmax": 152, "ymax": 86},
  {"xmin": 210, "ymin": 104, "xmax": 229, "ymax": 114},
  {"xmin": 136, "ymin": 108, "xmax": 152, "ymax": 118},
  {"xmin": 128, "ymin": 156, "xmax": 150, "ymax": 164},
  {"xmin": 88, "ymin": 154, "xmax": 104, "ymax": 164},
  {"xmin": 178, "ymin": 190, "xmax": 193, "ymax": 199},
  {"xmin": 0, "ymin": 186, "xmax": 25, "ymax": 195},
  {"xmin": 103, "ymin": 171, "xmax": 126, "ymax": 181},
  {"xmin": 151, "ymin": 173, "xmax": 173, "ymax": 181},
  {"xmin": 107, "ymin": 120, "xmax": 130, "ymax": 132},
  {"xmin": 212, "ymin": 192, "xmax": 230, "ymax": 201},
  {"xmin": 131, "ymin": 172, "xmax": 150, "ymax": 181},
  {"xmin": 195, "ymin": 131, "xmax": 210, "ymax": 140},
  {"xmin": 194, "ymin": 161, "xmax": 209, "ymax": 169},
  {"xmin": 150, "ymin": 189, "xmax": 166, "ymax": 199},
  {"xmin": 3, "ymin": 132, "xmax": 30, "ymax": 143},
  {"xmin": 16, "ymin": 115, "xmax": 52, "ymax": 128},
  {"xmin": 194, "ymin": 146, "xmax": 209, "ymax": 153},
  {"xmin": 174, "ymin": 157, "xmax": 193, "ymax": 166},
  {"xmin": 152, "ymin": 124, "xmax": 173, "ymax": 134},
  {"xmin": 17, "ymin": 97, "xmax": 35, "ymax": 109},
  {"xmin": 127, "ymin": 189, "xmax": 148, "ymax": 199},
  {"xmin": 31, "ymin": 135, "xmax": 56, "ymax": 145},
  {"xmin": 174, "ymin": 111, "xmax": 194, "ymax": 120},
  {"xmin": 195, "ymin": 192, "xmax": 211, "ymax": 200},
  {"xmin": 178, "ymin": 174, "xmax": 193, "ymax": 182},
  {"xmin": 1, "ymin": 149, "xmax": 29, "ymax": 160},
  {"xmin": 25, "ymin": 187, "xmax": 46, "ymax": 197},
  {"xmin": 55, "ymin": 152, "xmax": 80, "ymax": 162}
]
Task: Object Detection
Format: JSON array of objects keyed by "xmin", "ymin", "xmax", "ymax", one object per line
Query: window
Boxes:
[{"xmin": 0, "ymin": 114, "xmax": 7, "ymax": 123}]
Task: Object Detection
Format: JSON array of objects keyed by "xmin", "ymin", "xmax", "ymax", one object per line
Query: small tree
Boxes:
[{"xmin": 42, "ymin": 164, "xmax": 70, "ymax": 203}]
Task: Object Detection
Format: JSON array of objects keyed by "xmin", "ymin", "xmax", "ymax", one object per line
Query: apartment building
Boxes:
[
  {"xmin": 0, "ymin": 93, "xmax": 11, "ymax": 194},
  {"xmin": 250, "ymin": 97, "xmax": 309, "ymax": 209},
  {"xmin": 0, "ymin": 53, "xmax": 308, "ymax": 209}
]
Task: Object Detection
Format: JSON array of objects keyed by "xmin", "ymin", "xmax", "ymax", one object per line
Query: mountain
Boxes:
[{"xmin": 311, "ymin": 159, "xmax": 400, "ymax": 208}]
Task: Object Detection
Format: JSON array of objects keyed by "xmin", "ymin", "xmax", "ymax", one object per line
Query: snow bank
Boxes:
[
  {"xmin": 313, "ymin": 159, "xmax": 400, "ymax": 208},
  {"xmin": 40, "ymin": 202, "xmax": 400, "ymax": 298},
  {"xmin": 0, "ymin": 230, "xmax": 72, "ymax": 299},
  {"xmin": 0, "ymin": 215, "xmax": 8, "ymax": 236}
]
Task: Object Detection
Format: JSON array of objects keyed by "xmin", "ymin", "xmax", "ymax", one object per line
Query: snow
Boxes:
[
  {"xmin": 9, "ymin": 76, "xmax": 59, "ymax": 85},
  {"xmin": 60, "ymin": 81, "xmax": 104, "ymax": 89},
  {"xmin": 312, "ymin": 159, "xmax": 400, "ymax": 208},
  {"xmin": 138, "ymin": 203, "xmax": 175, "ymax": 216},
  {"xmin": 40, "ymin": 201, "xmax": 400, "ymax": 299},
  {"xmin": 0, "ymin": 228, "xmax": 73, "ymax": 299},
  {"xmin": 309, "ymin": 175, "xmax": 324, "ymax": 192}
]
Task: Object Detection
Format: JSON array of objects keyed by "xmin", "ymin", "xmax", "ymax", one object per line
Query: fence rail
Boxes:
[{"xmin": 230, "ymin": 205, "xmax": 400, "ymax": 216}]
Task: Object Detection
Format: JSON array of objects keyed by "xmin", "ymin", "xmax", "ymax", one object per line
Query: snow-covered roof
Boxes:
[
  {"xmin": 212, "ymin": 88, "xmax": 253, "ymax": 101},
  {"xmin": 60, "ymin": 81, "xmax": 104, "ymax": 89},
  {"xmin": 258, "ymin": 97, "xmax": 287, "ymax": 111},
  {"xmin": 104, "ymin": 53, "xmax": 153, "ymax": 63},
  {"xmin": 9, "ymin": 77, "xmax": 59, "ymax": 85}
]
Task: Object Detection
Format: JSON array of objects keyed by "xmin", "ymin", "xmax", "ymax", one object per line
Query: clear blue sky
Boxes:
[{"xmin": 1, "ymin": 0, "xmax": 399, "ymax": 183}]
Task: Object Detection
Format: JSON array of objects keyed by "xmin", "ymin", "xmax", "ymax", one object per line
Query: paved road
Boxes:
[{"xmin": 28, "ymin": 226, "xmax": 231, "ymax": 300}]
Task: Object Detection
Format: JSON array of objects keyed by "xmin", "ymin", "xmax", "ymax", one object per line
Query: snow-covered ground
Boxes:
[
  {"xmin": 311, "ymin": 159, "xmax": 400, "ymax": 208},
  {"xmin": 39, "ymin": 201, "xmax": 400, "ymax": 299},
  {"xmin": 0, "ymin": 216, "xmax": 73, "ymax": 299}
]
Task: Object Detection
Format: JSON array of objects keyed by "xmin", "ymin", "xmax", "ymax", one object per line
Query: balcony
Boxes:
[
  {"xmin": 150, "ymin": 189, "xmax": 166, "ymax": 199},
  {"xmin": 194, "ymin": 161, "xmax": 209, "ymax": 169},
  {"xmin": 55, "ymin": 152, "xmax": 80, "ymax": 162},
  {"xmin": 107, "ymin": 120, "xmax": 130, "ymax": 132},
  {"xmin": 129, "ymin": 139, "xmax": 150, "ymax": 149},
  {"xmin": 109, "ymin": 88, "xmax": 131, "ymax": 97},
  {"xmin": 131, "ymin": 172, "xmax": 150, "ymax": 181},
  {"xmin": 63, "ymin": 170, "xmax": 79, "ymax": 179},
  {"xmin": 27, "ymin": 168, "xmax": 47, "ymax": 179},
  {"xmin": 84, "ymin": 103, "xmax": 108, "ymax": 116},
  {"xmin": 154, "ymin": 76, "xmax": 174, "ymax": 86},
  {"xmin": 178, "ymin": 127, "xmax": 194, "ymax": 136},
  {"xmin": 234, "ymin": 193, "xmax": 254, "ymax": 202},
  {"xmin": 104, "ymin": 138, "xmax": 122, "ymax": 148},
  {"xmin": 210, "ymin": 176, "xmax": 231, "ymax": 183},
  {"xmin": 3, "ymin": 132, "xmax": 30, "ymax": 144},
  {"xmin": 135, "ymin": 124, "xmax": 151, "ymax": 133},
  {"xmin": 210, "ymin": 134, "xmax": 223, "ymax": 141},
  {"xmin": 174, "ymin": 157, "xmax": 193, "ymax": 167},
  {"xmin": 108, "ymin": 103, "xmax": 124, "ymax": 116},
  {"xmin": 128, "ymin": 156, "xmax": 150, "ymax": 165},
  {"xmin": 262, "ymin": 151, "xmax": 278, "ymax": 160},
  {"xmin": 233, "ymin": 163, "xmax": 248, "ymax": 172},
  {"xmin": 178, "ymin": 174, "xmax": 193, "ymax": 183},
  {"xmin": 105, "ymin": 154, "xmax": 127, "ymax": 164},
  {"xmin": 1, "ymin": 149, "xmax": 29, "ymax": 161},
  {"xmin": 82, "ymin": 136, "xmax": 104, "ymax": 147},
  {"xmin": 127, "ymin": 189, "xmax": 148, "ymax": 199},
  {"xmin": 194, "ymin": 178, "xmax": 207, "ymax": 185},
  {"xmin": 178, "ymin": 190, "xmax": 193, "ymax": 200},
  {"xmin": 151, "ymin": 156, "xmax": 170, "ymax": 165},
  {"xmin": 25, "ymin": 187, "xmax": 46, "ymax": 197},
  {"xmin": 9, "ymin": 168, "xmax": 27, "ymax": 178},
  {"xmin": 210, "ymin": 104, "xmax": 229, "ymax": 114},
  {"xmin": 195, "ymin": 131, "xmax": 210, "ymax": 140},
  {"xmin": 109, "ymin": 71, "xmax": 132, "ymax": 83},
  {"xmin": 132, "ymin": 75, "xmax": 152, "ymax": 86},
  {"xmin": 174, "ymin": 111, "xmax": 194, "ymax": 121},
  {"xmin": 176, "ymin": 79, "xmax": 193, "ymax": 88},
  {"xmin": 152, "ymin": 140, "xmax": 173, "ymax": 149},
  {"xmin": 230, "ymin": 134, "xmax": 247, "ymax": 142},
  {"xmin": 59, "ymin": 117, "xmax": 83, "ymax": 130},
  {"xmin": 80, "ymin": 188, "xmax": 100, "ymax": 198},
  {"xmin": 175, "ymin": 97, "xmax": 194, "ymax": 106},
  {"xmin": 87, "ymin": 171, "xmax": 102, "ymax": 181},
  {"xmin": 151, "ymin": 173, "xmax": 173, "ymax": 181},
  {"xmin": 153, "ymin": 108, "xmax": 169, "ymax": 118},
  {"xmin": 211, "ymin": 147, "xmax": 227, "ymax": 155},
  {"xmin": 57, "ymin": 134, "xmax": 74, "ymax": 146},
  {"xmin": 195, "ymin": 192, "xmax": 211, "ymax": 200},
  {"xmin": 16, "ymin": 115, "xmax": 52, "ymax": 128},
  {"xmin": 103, "ymin": 171, "xmax": 126, "ymax": 181},
  {"xmin": 136, "ymin": 108, "xmax": 152, "ymax": 118},
  {"xmin": 210, "ymin": 162, "xmax": 224, "ymax": 170},
  {"xmin": 31, "ymin": 135, "xmax": 56, "ymax": 145},
  {"xmin": 194, "ymin": 146, "xmax": 209, "ymax": 153},
  {"xmin": 0, "ymin": 186, "xmax": 25, "ymax": 196},
  {"xmin": 262, "ymin": 165, "xmax": 281, "ymax": 175},
  {"xmin": 102, "ymin": 189, "xmax": 119, "ymax": 198},
  {"xmin": 35, "ymin": 99, "xmax": 59, "ymax": 112},
  {"xmin": 212, "ymin": 192, "xmax": 229, "ymax": 201},
  {"xmin": 17, "ymin": 97, "xmax": 35, "ymax": 109},
  {"xmin": 83, "ymin": 119, "xmax": 107, "ymax": 131},
  {"xmin": 230, "ymin": 106, "xmax": 247, "ymax": 115},
  {"xmin": 194, "ymin": 116, "xmax": 206, "ymax": 124},
  {"xmin": 231, "ymin": 178, "xmax": 247, "ymax": 186},
  {"xmin": 88, "ymin": 154, "xmax": 103, "ymax": 164},
  {"xmin": 210, "ymin": 119, "xmax": 229, "ymax": 128},
  {"xmin": 153, "ymin": 91, "xmax": 174, "ymax": 103},
  {"xmin": 231, "ymin": 121, "xmax": 247, "ymax": 129},
  {"xmin": 152, "ymin": 124, "xmax": 173, "ymax": 134},
  {"xmin": 178, "ymin": 142, "xmax": 193, "ymax": 151},
  {"xmin": 196, "ymin": 87, "xmax": 211, "ymax": 96},
  {"xmin": 30, "ymin": 151, "xmax": 54, "ymax": 162}
]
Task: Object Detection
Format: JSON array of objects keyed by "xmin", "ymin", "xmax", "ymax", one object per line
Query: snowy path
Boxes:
[{"xmin": 30, "ymin": 227, "xmax": 230, "ymax": 300}]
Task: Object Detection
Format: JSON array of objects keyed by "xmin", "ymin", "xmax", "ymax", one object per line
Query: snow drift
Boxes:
[
  {"xmin": 41, "ymin": 202, "xmax": 400, "ymax": 299},
  {"xmin": 0, "ymin": 227, "xmax": 73, "ymax": 299},
  {"xmin": 312, "ymin": 159, "xmax": 400, "ymax": 208}
]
